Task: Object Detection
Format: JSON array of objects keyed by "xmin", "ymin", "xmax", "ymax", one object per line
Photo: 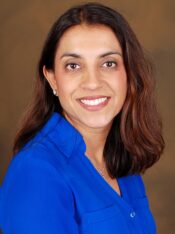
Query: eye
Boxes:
[
  {"xmin": 65, "ymin": 63, "xmax": 80, "ymax": 71},
  {"xmin": 103, "ymin": 61, "xmax": 117, "ymax": 68}
]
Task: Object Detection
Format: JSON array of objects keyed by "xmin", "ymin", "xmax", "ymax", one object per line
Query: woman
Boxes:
[{"xmin": 0, "ymin": 2, "xmax": 164, "ymax": 234}]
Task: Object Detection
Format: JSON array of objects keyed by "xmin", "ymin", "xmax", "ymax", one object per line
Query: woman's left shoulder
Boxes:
[{"xmin": 123, "ymin": 174, "xmax": 147, "ymax": 197}]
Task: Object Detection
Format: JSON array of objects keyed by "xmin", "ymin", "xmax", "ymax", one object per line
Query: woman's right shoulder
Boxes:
[
  {"xmin": 0, "ymin": 142, "xmax": 76, "ymax": 234},
  {"xmin": 1, "ymin": 143, "xmax": 66, "ymax": 191},
  {"xmin": 1, "ymin": 113, "xmax": 70, "ymax": 193},
  {"xmin": 10, "ymin": 112, "xmax": 68, "ymax": 172}
]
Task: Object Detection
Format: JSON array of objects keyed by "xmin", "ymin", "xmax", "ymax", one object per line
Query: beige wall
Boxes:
[{"xmin": 0, "ymin": 0, "xmax": 174, "ymax": 233}]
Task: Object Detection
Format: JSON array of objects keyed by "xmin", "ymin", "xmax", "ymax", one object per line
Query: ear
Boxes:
[{"xmin": 43, "ymin": 65, "xmax": 57, "ymax": 90}]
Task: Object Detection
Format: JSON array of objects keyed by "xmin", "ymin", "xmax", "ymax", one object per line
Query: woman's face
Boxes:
[{"xmin": 44, "ymin": 24, "xmax": 127, "ymax": 131}]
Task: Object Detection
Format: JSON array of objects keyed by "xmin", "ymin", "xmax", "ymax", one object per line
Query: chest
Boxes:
[{"xmin": 64, "ymin": 157, "xmax": 156, "ymax": 234}]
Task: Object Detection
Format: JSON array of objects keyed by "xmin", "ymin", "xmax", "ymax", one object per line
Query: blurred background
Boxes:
[{"xmin": 0, "ymin": 0, "xmax": 174, "ymax": 233}]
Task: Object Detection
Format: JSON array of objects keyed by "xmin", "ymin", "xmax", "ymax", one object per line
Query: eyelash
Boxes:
[
  {"xmin": 65, "ymin": 61, "xmax": 117, "ymax": 71},
  {"xmin": 102, "ymin": 61, "xmax": 117, "ymax": 68},
  {"xmin": 65, "ymin": 63, "xmax": 80, "ymax": 71}
]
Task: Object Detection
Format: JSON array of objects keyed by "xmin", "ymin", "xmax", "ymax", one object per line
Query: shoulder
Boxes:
[
  {"xmin": 0, "ymin": 146, "xmax": 75, "ymax": 218},
  {"xmin": 133, "ymin": 174, "xmax": 147, "ymax": 196},
  {"xmin": 9, "ymin": 112, "xmax": 70, "ymax": 171},
  {"xmin": 0, "ymin": 112, "xmax": 72, "ymax": 199},
  {"xmin": 1, "ymin": 111, "xmax": 85, "ymax": 200},
  {"xmin": 0, "ymin": 146, "xmax": 77, "ymax": 233},
  {"xmin": 1, "ymin": 148, "xmax": 70, "ymax": 198},
  {"xmin": 122, "ymin": 174, "xmax": 147, "ymax": 198}
]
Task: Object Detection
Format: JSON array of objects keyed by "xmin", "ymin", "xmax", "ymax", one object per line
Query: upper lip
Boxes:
[{"xmin": 78, "ymin": 95, "xmax": 110, "ymax": 100}]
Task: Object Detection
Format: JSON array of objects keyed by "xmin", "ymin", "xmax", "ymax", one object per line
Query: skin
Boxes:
[{"xmin": 43, "ymin": 24, "xmax": 127, "ymax": 168}]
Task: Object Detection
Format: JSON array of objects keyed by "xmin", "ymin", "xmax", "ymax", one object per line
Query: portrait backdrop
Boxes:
[{"xmin": 0, "ymin": 0, "xmax": 174, "ymax": 233}]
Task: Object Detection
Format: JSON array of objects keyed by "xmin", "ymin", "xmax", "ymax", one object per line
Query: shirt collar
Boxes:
[{"xmin": 40, "ymin": 112, "xmax": 86, "ymax": 159}]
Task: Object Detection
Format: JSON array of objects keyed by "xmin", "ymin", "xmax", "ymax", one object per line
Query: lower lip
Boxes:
[{"xmin": 77, "ymin": 98, "xmax": 110, "ymax": 111}]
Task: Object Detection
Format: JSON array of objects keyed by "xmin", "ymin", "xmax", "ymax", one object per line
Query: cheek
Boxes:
[
  {"xmin": 55, "ymin": 77, "xmax": 77, "ymax": 100},
  {"xmin": 121, "ymin": 77, "xmax": 128, "ymax": 97},
  {"xmin": 110, "ymin": 72, "xmax": 127, "ymax": 97}
]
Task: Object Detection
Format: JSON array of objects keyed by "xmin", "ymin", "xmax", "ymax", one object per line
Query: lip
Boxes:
[{"xmin": 77, "ymin": 95, "xmax": 111, "ymax": 111}]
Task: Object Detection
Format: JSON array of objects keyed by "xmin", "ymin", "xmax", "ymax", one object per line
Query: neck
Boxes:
[{"xmin": 83, "ymin": 128, "xmax": 108, "ymax": 164}]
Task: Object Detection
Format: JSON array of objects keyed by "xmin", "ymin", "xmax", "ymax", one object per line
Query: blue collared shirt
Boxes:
[{"xmin": 0, "ymin": 112, "xmax": 156, "ymax": 233}]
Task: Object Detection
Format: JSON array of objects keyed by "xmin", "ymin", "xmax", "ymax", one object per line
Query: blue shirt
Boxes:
[{"xmin": 0, "ymin": 112, "xmax": 156, "ymax": 234}]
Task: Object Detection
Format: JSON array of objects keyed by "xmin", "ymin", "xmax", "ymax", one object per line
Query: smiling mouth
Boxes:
[
  {"xmin": 80, "ymin": 97, "xmax": 108, "ymax": 105},
  {"xmin": 77, "ymin": 96, "xmax": 110, "ymax": 111}
]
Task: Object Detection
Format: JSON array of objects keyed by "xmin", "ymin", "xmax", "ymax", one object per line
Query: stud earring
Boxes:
[{"xmin": 53, "ymin": 89, "xmax": 57, "ymax": 96}]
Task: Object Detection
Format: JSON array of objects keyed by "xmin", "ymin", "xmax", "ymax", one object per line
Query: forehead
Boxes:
[{"xmin": 56, "ymin": 24, "xmax": 122, "ymax": 55}]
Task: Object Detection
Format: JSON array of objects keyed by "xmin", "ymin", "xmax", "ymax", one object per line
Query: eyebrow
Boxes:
[{"xmin": 60, "ymin": 51, "xmax": 122, "ymax": 59}]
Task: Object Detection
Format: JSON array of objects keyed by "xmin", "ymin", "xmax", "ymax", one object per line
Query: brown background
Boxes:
[{"xmin": 0, "ymin": 0, "xmax": 174, "ymax": 233}]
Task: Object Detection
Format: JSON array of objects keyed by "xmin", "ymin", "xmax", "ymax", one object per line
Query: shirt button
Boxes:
[{"xmin": 130, "ymin": 211, "xmax": 136, "ymax": 218}]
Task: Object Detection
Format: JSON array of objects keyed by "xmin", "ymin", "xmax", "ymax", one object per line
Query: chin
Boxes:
[
  {"xmin": 81, "ymin": 117, "xmax": 113, "ymax": 129},
  {"xmin": 64, "ymin": 111, "xmax": 114, "ymax": 130}
]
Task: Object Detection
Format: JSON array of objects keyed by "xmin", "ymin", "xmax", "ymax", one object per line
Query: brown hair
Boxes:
[{"xmin": 13, "ymin": 2, "xmax": 165, "ymax": 177}]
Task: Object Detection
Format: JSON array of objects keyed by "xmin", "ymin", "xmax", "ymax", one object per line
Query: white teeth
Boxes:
[{"xmin": 80, "ymin": 97, "xmax": 108, "ymax": 106}]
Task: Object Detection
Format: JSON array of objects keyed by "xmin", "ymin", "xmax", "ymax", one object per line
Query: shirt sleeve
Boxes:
[{"xmin": 1, "ymin": 156, "xmax": 79, "ymax": 234}]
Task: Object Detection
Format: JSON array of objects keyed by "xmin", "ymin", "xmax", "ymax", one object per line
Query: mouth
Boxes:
[{"xmin": 77, "ymin": 96, "xmax": 111, "ymax": 111}]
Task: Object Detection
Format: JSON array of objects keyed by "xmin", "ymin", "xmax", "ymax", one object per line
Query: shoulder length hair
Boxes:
[{"xmin": 13, "ymin": 2, "xmax": 165, "ymax": 177}]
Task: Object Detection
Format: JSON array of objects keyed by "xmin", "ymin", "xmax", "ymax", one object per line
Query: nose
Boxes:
[{"xmin": 80, "ymin": 69, "xmax": 103, "ymax": 90}]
